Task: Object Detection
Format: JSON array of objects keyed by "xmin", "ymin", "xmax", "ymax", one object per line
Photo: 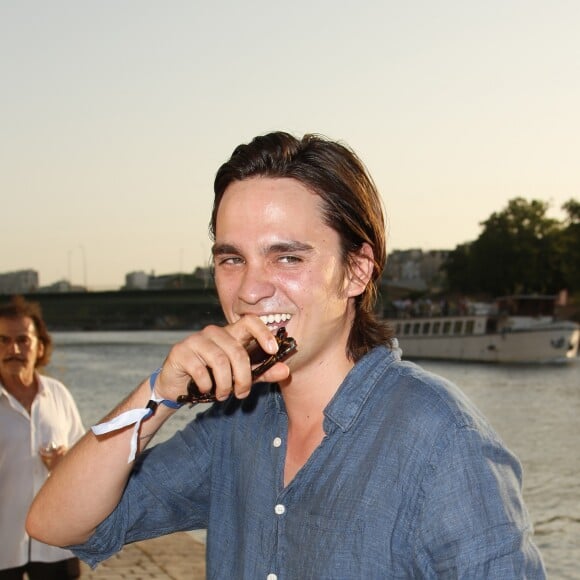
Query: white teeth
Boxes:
[{"xmin": 259, "ymin": 313, "xmax": 291, "ymax": 326}]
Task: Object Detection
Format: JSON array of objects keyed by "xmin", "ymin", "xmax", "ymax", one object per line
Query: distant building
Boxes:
[
  {"xmin": 36, "ymin": 279, "xmax": 87, "ymax": 293},
  {"xmin": 0, "ymin": 269, "xmax": 39, "ymax": 294},
  {"xmin": 419, "ymin": 250, "xmax": 450, "ymax": 290},
  {"xmin": 384, "ymin": 249, "xmax": 449, "ymax": 292},
  {"xmin": 122, "ymin": 268, "xmax": 215, "ymax": 291},
  {"xmin": 124, "ymin": 271, "xmax": 150, "ymax": 290},
  {"xmin": 147, "ymin": 274, "xmax": 182, "ymax": 290}
]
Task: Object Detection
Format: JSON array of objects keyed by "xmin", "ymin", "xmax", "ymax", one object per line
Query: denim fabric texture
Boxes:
[{"xmin": 72, "ymin": 346, "xmax": 545, "ymax": 579}]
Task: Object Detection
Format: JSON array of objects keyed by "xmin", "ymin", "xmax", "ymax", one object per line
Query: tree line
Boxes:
[{"xmin": 442, "ymin": 197, "xmax": 580, "ymax": 298}]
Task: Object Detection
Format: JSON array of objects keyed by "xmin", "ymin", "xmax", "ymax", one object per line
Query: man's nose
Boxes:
[
  {"xmin": 238, "ymin": 263, "xmax": 276, "ymax": 304},
  {"xmin": 8, "ymin": 340, "xmax": 21, "ymax": 354}
]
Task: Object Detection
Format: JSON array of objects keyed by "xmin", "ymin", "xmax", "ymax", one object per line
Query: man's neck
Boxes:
[
  {"xmin": 1, "ymin": 371, "xmax": 39, "ymax": 412},
  {"xmin": 280, "ymin": 355, "xmax": 354, "ymax": 428},
  {"xmin": 280, "ymin": 354, "xmax": 354, "ymax": 487},
  {"xmin": 1, "ymin": 369, "xmax": 37, "ymax": 393}
]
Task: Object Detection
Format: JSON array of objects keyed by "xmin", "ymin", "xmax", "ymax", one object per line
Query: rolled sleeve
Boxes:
[
  {"xmin": 68, "ymin": 513, "xmax": 126, "ymax": 568},
  {"xmin": 69, "ymin": 416, "xmax": 213, "ymax": 567}
]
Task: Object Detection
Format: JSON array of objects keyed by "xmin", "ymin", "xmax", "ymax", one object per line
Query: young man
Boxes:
[
  {"xmin": 0, "ymin": 296, "xmax": 85, "ymax": 579},
  {"xmin": 27, "ymin": 132, "xmax": 545, "ymax": 577}
]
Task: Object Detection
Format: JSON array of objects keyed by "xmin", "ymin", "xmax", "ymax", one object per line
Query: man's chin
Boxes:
[{"xmin": 2, "ymin": 361, "xmax": 31, "ymax": 375}]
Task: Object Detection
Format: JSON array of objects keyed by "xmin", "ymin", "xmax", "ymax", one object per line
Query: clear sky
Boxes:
[{"xmin": 1, "ymin": 1, "xmax": 579, "ymax": 290}]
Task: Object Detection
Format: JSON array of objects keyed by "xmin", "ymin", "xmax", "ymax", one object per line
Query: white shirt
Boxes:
[{"xmin": 0, "ymin": 374, "xmax": 85, "ymax": 568}]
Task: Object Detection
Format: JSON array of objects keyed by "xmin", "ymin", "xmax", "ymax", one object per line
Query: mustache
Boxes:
[{"xmin": 3, "ymin": 356, "xmax": 26, "ymax": 363}]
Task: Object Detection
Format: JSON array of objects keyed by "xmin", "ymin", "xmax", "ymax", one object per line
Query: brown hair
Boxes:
[
  {"xmin": 0, "ymin": 295, "xmax": 53, "ymax": 367},
  {"xmin": 211, "ymin": 131, "xmax": 393, "ymax": 361}
]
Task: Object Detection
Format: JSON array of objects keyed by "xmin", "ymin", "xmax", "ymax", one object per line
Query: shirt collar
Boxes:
[
  {"xmin": 36, "ymin": 373, "xmax": 47, "ymax": 395},
  {"xmin": 0, "ymin": 372, "xmax": 45, "ymax": 398},
  {"xmin": 324, "ymin": 346, "xmax": 401, "ymax": 432},
  {"xmin": 265, "ymin": 345, "xmax": 401, "ymax": 431}
]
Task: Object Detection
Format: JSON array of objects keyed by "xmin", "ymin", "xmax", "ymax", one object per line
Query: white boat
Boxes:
[{"xmin": 391, "ymin": 295, "xmax": 580, "ymax": 364}]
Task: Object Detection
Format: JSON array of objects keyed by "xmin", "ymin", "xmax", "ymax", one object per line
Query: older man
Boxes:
[{"xmin": 0, "ymin": 296, "xmax": 85, "ymax": 579}]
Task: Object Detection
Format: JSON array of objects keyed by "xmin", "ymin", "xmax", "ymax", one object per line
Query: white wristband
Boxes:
[{"xmin": 91, "ymin": 368, "xmax": 181, "ymax": 463}]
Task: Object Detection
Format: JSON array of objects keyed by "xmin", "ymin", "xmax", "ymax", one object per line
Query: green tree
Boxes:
[
  {"xmin": 558, "ymin": 199, "xmax": 580, "ymax": 292},
  {"xmin": 441, "ymin": 242, "xmax": 479, "ymax": 294},
  {"xmin": 444, "ymin": 197, "xmax": 567, "ymax": 296}
]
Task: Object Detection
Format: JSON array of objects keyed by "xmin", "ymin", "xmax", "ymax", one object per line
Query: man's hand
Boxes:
[
  {"xmin": 155, "ymin": 316, "xmax": 292, "ymax": 403},
  {"xmin": 39, "ymin": 444, "xmax": 67, "ymax": 472}
]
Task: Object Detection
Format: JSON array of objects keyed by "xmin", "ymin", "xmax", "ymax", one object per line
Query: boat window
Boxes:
[
  {"xmin": 395, "ymin": 323, "xmax": 401, "ymax": 335},
  {"xmin": 443, "ymin": 321, "xmax": 451, "ymax": 335},
  {"xmin": 422, "ymin": 322, "xmax": 431, "ymax": 335},
  {"xmin": 453, "ymin": 320, "xmax": 463, "ymax": 334},
  {"xmin": 465, "ymin": 320, "xmax": 474, "ymax": 334},
  {"xmin": 403, "ymin": 323, "xmax": 411, "ymax": 335},
  {"xmin": 412, "ymin": 322, "xmax": 421, "ymax": 335},
  {"xmin": 433, "ymin": 321, "xmax": 441, "ymax": 335}
]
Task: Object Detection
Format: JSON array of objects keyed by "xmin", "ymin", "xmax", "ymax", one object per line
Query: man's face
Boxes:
[
  {"xmin": 0, "ymin": 316, "xmax": 43, "ymax": 384},
  {"xmin": 213, "ymin": 177, "xmax": 359, "ymax": 376}
]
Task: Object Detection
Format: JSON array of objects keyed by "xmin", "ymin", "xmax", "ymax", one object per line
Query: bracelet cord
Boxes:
[{"xmin": 91, "ymin": 368, "xmax": 182, "ymax": 463}]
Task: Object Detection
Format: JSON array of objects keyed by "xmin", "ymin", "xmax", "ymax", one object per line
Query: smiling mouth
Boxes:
[{"xmin": 259, "ymin": 313, "xmax": 292, "ymax": 329}]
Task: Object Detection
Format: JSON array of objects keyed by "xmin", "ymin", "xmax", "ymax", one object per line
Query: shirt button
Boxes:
[
  {"xmin": 274, "ymin": 504, "xmax": 285, "ymax": 515},
  {"xmin": 272, "ymin": 437, "xmax": 282, "ymax": 448},
  {"xmin": 267, "ymin": 574, "xmax": 278, "ymax": 580}
]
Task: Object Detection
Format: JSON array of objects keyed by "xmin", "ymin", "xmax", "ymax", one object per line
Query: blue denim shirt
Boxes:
[{"xmin": 73, "ymin": 346, "xmax": 545, "ymax": 578}]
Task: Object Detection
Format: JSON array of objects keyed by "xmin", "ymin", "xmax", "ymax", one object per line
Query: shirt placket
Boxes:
[{"xmin": 265, "ymin": 407, "xmax": 290, "ymax": 580}]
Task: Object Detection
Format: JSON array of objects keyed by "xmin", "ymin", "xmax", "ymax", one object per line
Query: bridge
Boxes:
[{"xmin": 4, "ymin": 289, "xmax": 225, "ymax": 331}]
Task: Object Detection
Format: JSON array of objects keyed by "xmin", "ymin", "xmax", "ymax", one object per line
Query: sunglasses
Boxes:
[{"xmin": 176, "ymin": 327, "xmax": 297, "ymax": 405}]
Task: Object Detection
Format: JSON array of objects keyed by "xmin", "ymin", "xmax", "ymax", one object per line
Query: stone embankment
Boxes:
[{"xmin": 79, "ymin": 532, "xmax": 206, "ymax": 579}]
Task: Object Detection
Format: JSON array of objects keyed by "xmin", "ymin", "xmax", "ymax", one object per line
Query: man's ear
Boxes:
[{"xmin": 346, "ymin": 243, "xmax": 374, "ymax": 298}]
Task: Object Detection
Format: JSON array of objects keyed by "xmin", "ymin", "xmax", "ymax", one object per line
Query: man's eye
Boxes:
[
  {"xmin": 278, "ymin": 255, "xmax": 302, "ymax": 264},
  {"xmin": 217, "ymin": 256, "xmax": 244, "ymax": 266}
]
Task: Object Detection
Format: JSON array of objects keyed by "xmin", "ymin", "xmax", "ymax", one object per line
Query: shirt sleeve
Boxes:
[
  {"xmin": 413, "ymin": 423, "xmax": 546, "ymax": 579},
  {"xmin": 61, "ymin": 385, "xmax": 86, "ymax": 445},
  {"xmin": 70, "ymin": 407, "xmax": 217, "ymax": 567}
]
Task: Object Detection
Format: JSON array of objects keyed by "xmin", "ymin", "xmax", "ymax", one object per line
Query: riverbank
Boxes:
[{"xmin": 79, "ymin": 532, "xmax": 206, "ymax": 579}]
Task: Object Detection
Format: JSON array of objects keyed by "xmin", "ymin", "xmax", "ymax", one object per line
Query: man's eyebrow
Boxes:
[
  {"xmin": 267, "ymin": 241, "xmax": 314, "ymax": 254},
  {"xmin": 212, "ymin": 243, "xmax": 239, "ymax": 256},
  {"xmin": 212, "ymin": 241, "xmax": 314, "ymax": 256}
]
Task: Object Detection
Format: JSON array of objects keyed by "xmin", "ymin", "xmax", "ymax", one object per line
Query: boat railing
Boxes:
[{"xmin": 393, "ymin": 315, "xmax": 488, "ymax": 338}]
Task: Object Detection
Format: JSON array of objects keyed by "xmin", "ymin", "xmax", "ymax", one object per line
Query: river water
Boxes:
[{"xmin": 47, "ymin": 331, "xmax": 580, "ymax": 579}]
